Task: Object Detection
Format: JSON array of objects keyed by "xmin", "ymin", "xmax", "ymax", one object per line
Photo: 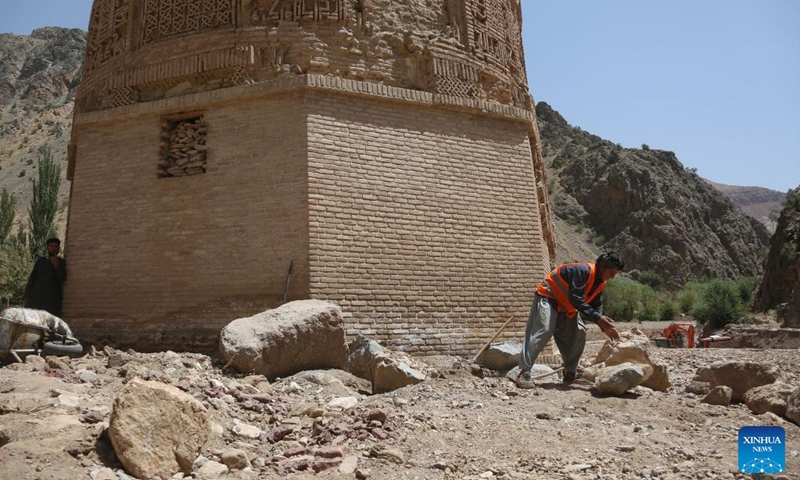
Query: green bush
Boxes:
[
  {"xmin": 693, "ymin": 280, "xmax": 744, "ymax": 329},
  {"xmin": 638, "ymin": 270, "xmax": 664, "ymax": 289},
  {"xmin": 679, "ymin": 281, "xmax": 704, "ymax": 314},
  {"xmin": 736, "ymin": 276, "xmax": 757, "ymax": 306},
  {"xmin": 638, "ymin": 286, "xmax": 661, "ymax": 321},
  {"xmin": 603, "ymin": 278, "xmax": 639, "ymax": 321},
  {"xmin": 659, "ymin": 302, "xmax": 678, "ymax": 321}
]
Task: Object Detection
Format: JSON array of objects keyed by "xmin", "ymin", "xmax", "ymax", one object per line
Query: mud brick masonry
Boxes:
[{"xmin": 64, "ymin": 0, "xmax": 556, "ymax": 354}]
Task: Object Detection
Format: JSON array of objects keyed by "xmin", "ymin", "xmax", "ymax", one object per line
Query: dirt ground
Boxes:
[{"xmin": 1, "ymin": 325, "xmax": 799, "ymax": 480}]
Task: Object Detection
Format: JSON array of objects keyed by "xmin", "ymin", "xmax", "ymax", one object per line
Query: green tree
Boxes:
[
  {"xmin": 0, "ymin": 188, "xmax": 15, "ymax": 244},
  {"xmin": 659, "ymin": 302, "xmax": 678, "ymax": 321},
  {"xmin": 693, "ymin": 280, "xmax": 744, "ymax": 329},
  {"xmin": 736, "ymin": 276, "xmax": 757, "ymax": 306},
  {"xmin": 603, "ymin": 278, "xmax": 640, "ymax": 321},
  {"xmin": 0, "ymin": 230, "xmax": 33, "ymax": 306},
  {"xmin": 27, "ymin": 145, "xmax": 60, "ymax": 259},
  {"xmin": 638, "ymin": 286, "xmax": 661, "ymax": 321}
]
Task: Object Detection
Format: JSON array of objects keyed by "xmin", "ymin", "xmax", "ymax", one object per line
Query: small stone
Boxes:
[
  {"xmin": 367, "ymin": 408, "xmax": 388, "ymax": 423},
  {"xmin": 221, "ymin": 448, "xmax": 249, "ymax": 470},
  {"xmin": 615, "ymin": 445, "xmax": 635, "ymax": 452},
  {"xmin": 355, "ymin": 467, "xmax": 371, "ymax": 479},
  {"xmin": 432, "ymin": 460, "xmax": 448, "ymax": 470},
  {"xmin": 339, "ymin": 455, "xmax": 358, "ymax": 474},
  {"xmin": 232, "ymin": 423, "xmax": 261, "ymax": 439},
  {"xmin": 327, "ymin": 396, "xmax": 358, "ymax": 410}
]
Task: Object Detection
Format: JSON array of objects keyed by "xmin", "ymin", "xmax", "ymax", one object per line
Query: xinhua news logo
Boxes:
[{"xmin": 738, "ymin": 426, "xmax": 785, "ymax": 474}]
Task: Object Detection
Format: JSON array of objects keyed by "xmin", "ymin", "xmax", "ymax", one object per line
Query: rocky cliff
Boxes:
[
  {"xmin": 755, "ymin": 186, "xmax": 800, "ymax": 327},
  {"xmin": 536, "ymin": 102, "xmax": 770, "ymax": 287},
  {"xmin": 0, "ymin": 28, "xmax": 84, "ymax": 107},
  {"xmin": 0, "ymin": 28, "xmax": 83, "ymax": 234}
]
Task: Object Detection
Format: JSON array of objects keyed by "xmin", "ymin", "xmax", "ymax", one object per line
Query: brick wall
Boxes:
[
  {"xmin": 64, "ymin": 76, "xmax": 551, "ymax": 355},
  {"xmin": 306, "ymin": 90, "xmax": 549, "ymax": 355},
  {"xmin": 63, "ymin": 92, "xmax": 310, "ymax": 352}
]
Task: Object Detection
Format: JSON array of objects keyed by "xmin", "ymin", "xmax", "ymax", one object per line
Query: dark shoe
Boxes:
[{"xmin": 515, "ymin": 370, "xmax": 537, "ymax": 389}]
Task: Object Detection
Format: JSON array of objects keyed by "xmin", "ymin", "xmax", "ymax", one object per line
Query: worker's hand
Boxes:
[{"xmin": 597, "ymin": 315, "xmax": 620, "ymax": 341}]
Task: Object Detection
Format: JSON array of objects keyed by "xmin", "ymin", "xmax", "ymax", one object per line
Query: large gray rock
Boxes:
[
  {"xmin": 109, "ymin": 378, "xmax": 210, "ymax": 480},
  {"xmin": 787, "ymin": 387, "xmax": 800, "ymax": 425},
  {"xmin": 593, "ymin": 329, "xmax": 670, "ymax": 391},
  {"xmin": 346, "ymin": 335, "xmax": 428, "ymax": 393},
  {"xmin": 742, "ymin": 382, "xmax": 796, "ymax": 416},
  {"xmin": 709, "ymin": 361, "xmax": 784, "ymax": 402},
  {"xmin": 219, "ymin": 300, "xmax": 347, "ymax": 378},
  {"xmin": 595, "ymin": 362, "xmax": 653, "ymax": 396},
  {"xmin": 476, "ymin": 341, "xmax": 521, "ymax": 371}
]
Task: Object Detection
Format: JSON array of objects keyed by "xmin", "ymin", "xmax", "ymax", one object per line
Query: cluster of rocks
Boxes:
[
  {"xmin": 477, "ymin": 328, "xmax": 670, "ymax": 397},
  {"xmin": 158, "ymin": 117, "xmax": 208, "ymax": 178},
  {"xmin": 686, "ymin": 360, "xmax": 800, "ymax": 424}
]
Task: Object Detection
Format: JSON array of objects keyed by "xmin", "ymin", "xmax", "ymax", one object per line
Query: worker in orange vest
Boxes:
[{"xmin": 516, "ymin": 252, "xmax": 624, "ymax": 389}]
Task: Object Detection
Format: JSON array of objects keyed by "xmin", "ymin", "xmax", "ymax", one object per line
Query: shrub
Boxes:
[
  {"xmin": 693, "ymin": 280, "xmax": 744, "ymax": 329},
  {"xmin": 736, "ymin": 276, "xmax": 757, "ymax": 306},
  {"xmin": 603, "ymin": 278, "xmax": 640, "ymax": 322},
  {"xmin": 659, "ymin": 302, "xmax": 678, "ymax": 321},
  {"xmin": 637, "ymin": 286, "xmax": 661, "ymax": 321},
  {"xmin": 679, "ymin": 281, "xmax": 704, "ymax": 314},
  {"xmin": 638, "ymin": 270, "xmax": 664, "ymax": 289},
  {"xmin": 641, "ymin": 143, "xmax": 650, "ymax": 151}
]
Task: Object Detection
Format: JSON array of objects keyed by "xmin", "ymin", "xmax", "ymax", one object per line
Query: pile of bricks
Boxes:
[{"xmin": 158, "ymin": 117, "xmax": 208, "ymax": 177}]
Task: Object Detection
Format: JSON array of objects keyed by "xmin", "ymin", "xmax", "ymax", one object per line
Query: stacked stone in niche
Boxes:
[{"xmin": 158, "ymin": 117, "xmax": 208, "ymax": 177}]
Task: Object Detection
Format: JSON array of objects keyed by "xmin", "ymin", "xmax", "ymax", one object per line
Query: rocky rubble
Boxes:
[{"xmin": 1, "ymin": 337, "xmax": 799, "ymax": 479}]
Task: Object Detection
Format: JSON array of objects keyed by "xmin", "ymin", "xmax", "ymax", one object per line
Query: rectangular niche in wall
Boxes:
[{"xmin": 158, "ymin": 115, "xmax": 208, "ymax": 178}]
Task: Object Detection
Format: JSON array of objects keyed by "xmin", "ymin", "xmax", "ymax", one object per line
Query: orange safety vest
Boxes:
[{"xmin": 536, "ymin": 262, "xmax": 606, "ymax": 318}]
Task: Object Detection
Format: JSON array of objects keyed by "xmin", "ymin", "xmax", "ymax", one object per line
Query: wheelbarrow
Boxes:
[{"xmin": 0, "ymin": 308, "xmax": 83, "ymax": 363}]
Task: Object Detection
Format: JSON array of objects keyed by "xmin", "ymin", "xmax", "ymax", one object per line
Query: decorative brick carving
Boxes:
[
  {"xmin": 248, "ymin": 0, "xmax": 349, "ymax": 25},
  {"xmin": 142, "ymin": 0, "xmax": 235, "ymax": 44},
  {"xmin": 101, "ymin": 86, "xmax": 138, "ymax": 109},
  {"xmin": 85, "ymin": 0, "xmax": 131, "ymax": 73},
  {"xmin": 158, "ymin": 116, "xmax": 208, "ymax": 178}
]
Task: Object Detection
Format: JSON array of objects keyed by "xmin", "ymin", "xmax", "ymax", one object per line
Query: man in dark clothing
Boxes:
[
  {"xmin": 516, "ymin": 252, "xmax": 624, "ymax": 389},
  {"xmin": 24, "ymin": 238, "xmax": 67, "ymax": 316}
]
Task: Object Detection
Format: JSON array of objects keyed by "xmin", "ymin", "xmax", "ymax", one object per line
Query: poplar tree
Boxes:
[
  {"xmin": 27, "ymin": 145, "xmax": 61, "ymax": 259},
  {"xmin": 0, "ymin": 188, "xmax": 14, "ymax": 245}
]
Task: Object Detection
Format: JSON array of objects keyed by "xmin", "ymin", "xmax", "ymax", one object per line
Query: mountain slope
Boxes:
[
  {"xmin": 755, "ymin": 186, "xmax": 800, "ymax": 327},
  {"xmin": 0, "ymin": 28, "xmax": 84, "ymax": 237},
  {"xmin": 708, "ymin": 180, "xmax": 785, "ymax": 233},
  {"xmin": 536, "ymin": 102, "xmax": 770, "ymax": 287}
]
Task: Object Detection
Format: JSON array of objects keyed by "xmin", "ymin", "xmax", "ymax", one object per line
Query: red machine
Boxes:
[{"xmin": 654, "ymin": 323, "xmax": 695, "ymax": 348}]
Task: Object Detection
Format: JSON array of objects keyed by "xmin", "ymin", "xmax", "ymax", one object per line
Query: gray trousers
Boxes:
[{"xmin": 519, "ymin": 294, "xmax": 587, "ymax": 374}]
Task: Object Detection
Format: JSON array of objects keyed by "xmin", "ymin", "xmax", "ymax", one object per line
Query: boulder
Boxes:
[
  {"xmin": 709, "ymin": 361, "xmax": 784, "ymax": 402},
  {"xmin": 594, "ymin": 329, "xmax": 670, "ymax": 391},
  {"xmin": 219, "ymin": 300, "xmax": 347, "ymax": 378},
  {"xmin": 595, "ymin": 362, "xmax": 653, "ymax": 396},
  {"xmin": 742, "ymin": 382, "xmax": 796, "ymax": 416},
  {"xmin": 109, "ymin": 378, "xmax": 210, "ymax": 480},
  {"xmin": 701, "ymin": 386, "xmax": 732, "ymax": 406},
  {"xmin": 786, "ymin": 387, "xmax": 800, "ymax": 425},
  {"xmin": 476, "ymin": 341, "xmax": 521, "ymax": 371},
  {"xmin": 346, "ymin": 335, "xmax": 428, "ymax": 393}
]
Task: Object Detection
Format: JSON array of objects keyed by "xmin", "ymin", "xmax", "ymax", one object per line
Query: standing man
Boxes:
[
  {"xmin": 516, "ymin": 252, "xmax": 624, "ymax": 389},
  {"xmin": 24, "ymin": 237, "xmax": 67, "ymax": 316}
]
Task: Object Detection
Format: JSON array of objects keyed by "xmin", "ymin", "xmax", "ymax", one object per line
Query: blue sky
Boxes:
[{"xmin": 1, "ymin": 1, "xmax": 798, "ymax": 192}]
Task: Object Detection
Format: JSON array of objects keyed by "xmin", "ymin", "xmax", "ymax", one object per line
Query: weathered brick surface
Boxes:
[
  {"xmin": 64, "ymin": 93, "xmax": 310, "ymax": 352},
  {"xmin": 305, "ymin": 91, "xmax": 549, "ymax": 354},
  {"xmin": 65, "ymin": 80, "xmax": 550, "ymax": 353}
]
